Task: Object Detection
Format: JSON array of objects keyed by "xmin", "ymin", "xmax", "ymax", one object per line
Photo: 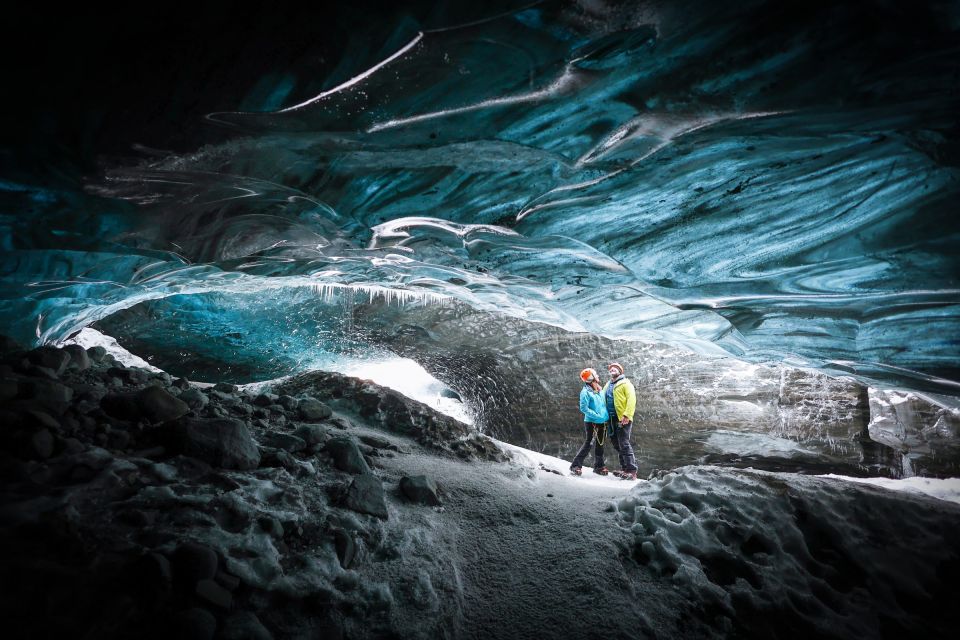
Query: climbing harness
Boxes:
[{"xmin": 594, "ymin": 423, "xmax": 606, "ymax": 446}]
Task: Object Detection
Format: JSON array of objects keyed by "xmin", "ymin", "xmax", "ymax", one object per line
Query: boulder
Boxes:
[
  {"xmin": 213, "ymin": 382, "xmax": 237, "ymax": 394},
  {"xmin": 86, "ymin": 345, "xmax": 107, "ymax": 363},
  {"xmin": 211, "ymin": 390, "xmax": 239, "ymax": 406},
  {"xmin": 299, "ymin": 398, "xmax": 332, "ymax": 421},
  {"xmin": 179, "ymin": 418, "xmax": 261, "ymax": 470},
  {"xmin": 29, "ymin": 429, "xmax": 55, "ymax": 459},
  {"xmin": 26, "ymin": 346, "xmax": 71, "ymax": 375},
  {"xmin": 253, "ymin": 393, "xmax": 278, "ymax": 407},
  {"xmin": 278, "ymin": 395, "xmax": 299, "ymax": 410},
  {"xmin": 293, "ymin": 424, "xmax": 327, "ymax": 446},
  {"xmin": 63, "ymin": 344, "xmax": 91, "ymax": 370},
  {"xmin": 195, "ymin": 578, "xmax": 232, "ymax": 609},
  {"xmin": 343, "ymin": 474, "xmax": 388, "ymax": 519},
  {"xmin": 23, "ymin": 409, "xmax": 60, "ymax": 431},
  {"xmin": 107, "ymin": 366, "xmax": 148, "ymax": 385},
  {"xmin": 261, "ymin": 432, "xmax": 307, "ymax": 453},
  {"xmin": 100, "ymin": 393, "xmax": 140, "ymax": 421},
  {"xmin": 258, "ymin": 516, "xmax": 284, "ymax": 538},
  {"xmin": 23, "ymin": 365, "xmax": 58, "ymax": 380},
  {"xmin": 172, "ymin": 377, "xmax": 191, "ymax": 390},
  {"xmin": 399, "ymin": 475, "xmax": 442, "ymax": 506},
  {"xmin": 221, "ymin": 612, "xmax": 272, "ymax": 640},
  {"xmin": 22, "ymin": 379, "xmax": 73, "ymax": 404},
  {"xmin": 179, "ymin": 387, "xmax": 208, "ymax": 409},
  {"xmin": 137, "ymin": 385, "xmax": 190, "ymax": 424},
  {"xmin": 171, "ymin": 541, "xmax": 218, "ymax": 587},
  {"xmin": 326, "ymin": 437, "xmax": 369, "ymax": 474}
]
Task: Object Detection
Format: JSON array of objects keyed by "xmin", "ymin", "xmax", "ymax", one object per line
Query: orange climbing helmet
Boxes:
[
  {"xmin": 608, "ymin": 362, "xmax": 624, "ymax": 376},
  {"xmin": 580, "ymin": 368, "xmax": 598, "ymax": 383}
]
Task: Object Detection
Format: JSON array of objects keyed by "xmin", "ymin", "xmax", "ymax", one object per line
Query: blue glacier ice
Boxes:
[{"xmin": 1, "ymin": 1, "xmax": 958, "ymax": 460}]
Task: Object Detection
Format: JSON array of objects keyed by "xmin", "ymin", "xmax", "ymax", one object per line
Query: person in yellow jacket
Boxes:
[{"xmin": 602, "ymin": 362, "xmax": 638, "ymax": 480}]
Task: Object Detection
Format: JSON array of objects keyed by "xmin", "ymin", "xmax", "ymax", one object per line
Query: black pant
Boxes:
[
  {"xmin": 609, "ymin": 417, "xmax": 638, "ymax": 472},
  {"xmin": 571, "ymin": 422, "xmax": 606, "ymax": 470}
]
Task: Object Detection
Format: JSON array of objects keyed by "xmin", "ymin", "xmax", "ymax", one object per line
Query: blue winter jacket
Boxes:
[{"xmin": 579, "ymin": 384, "xmax": 609, "ymax": 424}]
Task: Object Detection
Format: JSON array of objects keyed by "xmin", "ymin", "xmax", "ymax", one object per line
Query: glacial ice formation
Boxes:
[{"xmin": 1, "ymin": 1, "xmax": 959, "ymax": 473}]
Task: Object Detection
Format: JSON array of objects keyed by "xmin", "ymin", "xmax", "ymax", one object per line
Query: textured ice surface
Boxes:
[
  {"xmin": 1, "ymin": 0, "xmax": 956, "ymax": 396},
  {"xmin": 1, "ymin": 0, "xmax": 959, "ymax": 487}
]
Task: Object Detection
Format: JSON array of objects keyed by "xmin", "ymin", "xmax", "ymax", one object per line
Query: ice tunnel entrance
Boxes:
[
  {"xmin": 336, "ymin": 358, "xmax": 473, "ymax": 425},
  {"xmin": 63, "ymin": 327, "xmax": 473, "ymax": 424}
]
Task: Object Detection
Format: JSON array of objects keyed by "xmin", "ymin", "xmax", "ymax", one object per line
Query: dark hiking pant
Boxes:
[
  {"xmin": 571, "ymin": 422, "xmax": 606, "ymax": 470},
  {"xmin": 610, "ymin": 418, "xmax": 638, "ymax": 472}
]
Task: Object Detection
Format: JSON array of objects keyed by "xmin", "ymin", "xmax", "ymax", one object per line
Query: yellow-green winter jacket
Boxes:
[{"xmin": 602, "ymin": 377, "xmax": 636, "ymax": 422}]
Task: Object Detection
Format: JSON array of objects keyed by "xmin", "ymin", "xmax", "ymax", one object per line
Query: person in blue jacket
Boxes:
[{"xmin": 570, "ymin": 367, "xmax": 610, "ymax": 476}]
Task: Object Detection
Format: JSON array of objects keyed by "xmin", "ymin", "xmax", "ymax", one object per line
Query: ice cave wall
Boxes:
[{"xmin": 1, "ymin": 0, "xmax": 959, "ymax": 476}]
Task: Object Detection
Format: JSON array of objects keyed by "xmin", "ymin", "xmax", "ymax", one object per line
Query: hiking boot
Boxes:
[
  {"xmin": 620, "ymin": 471, "xmax": 638, "ymax": 481},
  {"xmin": 569, "ymin": 466, "xmax": 583, "ymax": 476},
  {"xmin": 592, "ymin": 467, "xmax": 609, "ymax": 476}
]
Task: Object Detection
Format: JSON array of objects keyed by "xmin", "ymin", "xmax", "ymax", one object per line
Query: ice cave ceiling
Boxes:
[{"xmin": 1, "ymin": 0, "xmax": 959, "ymax": 400}]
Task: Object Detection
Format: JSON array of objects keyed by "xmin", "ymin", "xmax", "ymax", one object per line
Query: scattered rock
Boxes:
[
  {"xmin": 326, "ymin": 437, "xmax": 369, "ymax": 474},
  {"xmin": 359, "ymin": 434, "xmax": 397, "ymax": 450},
  {"xmin": 24, "ymin": 364, "xmax": 59, "ymax": 380},
  {"xmin": 258, "ymin": 516, "xmax": 284, "ymax": 538},
  {"xmin": 100, "ymin": 393, "xmax": 140, "ymax": 421},
  {"xmin": 107, "ymin": 366, "xmax": 148, "ymax": 385},
  {"xmin": 253, "ymin": 392, "xmax": 278, "ymax": 407},
  {"xmin": 211, "ymin": 390, "xmax": 240, "ymax": 406},
  {"xmin": 220, "ymin": 611, "xmax": 272, "ymax": 640},
  {"xmin": 178, "ymin": 418, "xmax": 261, "ymax": 470},
  {"xmin": 63, "ymin": 344, "xmax": 91, "ymax": 371},
  {"xmin": 343, "ymin": 474, "xmax": 388, "ymax": 519},
  {"xmin": 26, "ymin": 346, "xmax": 71, "ymax": 375},
  {"xmin": 29, "ymin": 429, "xmax": 55, "ymax": 459},
  {"xmin": 261, "ymin": 432, "xmax": 307, "ymax": 453},
  {"xmin": 137, "ymin": 385, "xmax": 190, "ymax": 424},
  {"xmin": 299, "ymin": 398, "xmax": 332, "ymax": 421},
  {"xmin": 278, "ymin": 395, "xmax": 298, "ymax": 411},
  {"xmin": 195, "ymin": 578, "xmax": 233, "ymax": 609},
  {"xmin": 173, "ymin": 377, "xmax": 191, "ymax": 390},
  {"xmin": 293, "ymin": 424, "xmax": 327, "ymax": 446},
  {"xmin": 215, "ymin": 570, "xmax": 241, "ymax": 592},
  {"xmin": 22, "ymin": 379, "xmax": 73, "ymax": 405},
  {"xmin": 86, "ymin": 345, "xmax": 107, "ymax": 363},
  {"xmin": 171, "ymin": 541, "xmax": 219, "ymax": 588},
  {"xmin": 179, "ymin": 387, "xmax": 208, "ymax": 410},
  {"xmin": 399, "ymin": 475, "xmax": 442, "ymax": 506},
  {"xmin": 23, "ymin": 409, "xmax": 60, "ymax": 431},
  {"xmin": 213, "ymin": 382, "xmax": 238, "ymax": 394}
]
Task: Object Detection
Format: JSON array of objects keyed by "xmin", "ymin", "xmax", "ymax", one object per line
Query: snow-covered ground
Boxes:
[
  {"xmin": 819, "ymin": 473, "xmax": 960, "ymax": 505},
  {"xmin": 61, "ymin": 327, "xmax": 162, "ymax": 372}
]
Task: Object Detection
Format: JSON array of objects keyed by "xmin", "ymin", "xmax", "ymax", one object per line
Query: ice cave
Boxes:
[{"xmin": 1, "ymin": 1, "xmax": 959, "ymax": 638}]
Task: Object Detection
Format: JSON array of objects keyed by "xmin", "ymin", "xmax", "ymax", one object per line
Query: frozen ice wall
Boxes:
[{"xmin": 1, "ymin": 1, "xmax": 958, "ymax": 471}]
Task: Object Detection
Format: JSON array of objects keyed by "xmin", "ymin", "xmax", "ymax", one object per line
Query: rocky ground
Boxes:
[
  {"xmin": 2, "ymin": 337, "xmax": 959, "ymax": 640},
  {"xmin": 0, "ymin": 337, "xmax": 508, "ymax": 639}
]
